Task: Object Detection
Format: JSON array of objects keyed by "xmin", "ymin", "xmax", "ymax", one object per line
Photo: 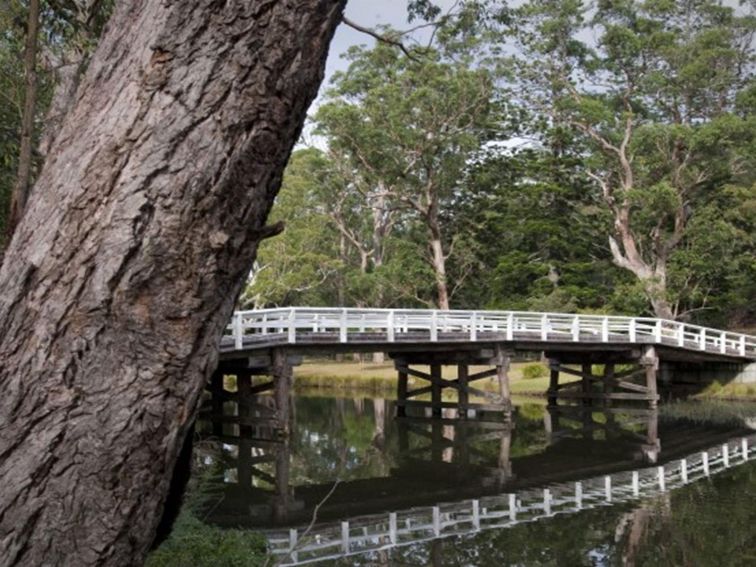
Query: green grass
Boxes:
[
  {"xmin": 293, "ymin": 360, "xmax": 577, "ymax": 396},
  {"xmin": 694, "ymin": 380, "xmax": 756, "ymax": 401}
]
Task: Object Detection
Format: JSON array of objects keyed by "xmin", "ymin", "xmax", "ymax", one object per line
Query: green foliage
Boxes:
[
  {"xmin": 146, "ymin": 513, "xmax": 267, "ymax": 567},
  {"xmin": 522, "ymin": 363, "xmax": 547, "ymax": 380}
]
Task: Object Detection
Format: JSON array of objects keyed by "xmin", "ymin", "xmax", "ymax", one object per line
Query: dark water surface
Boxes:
[{"xmin": 194, "ymin": 394, "xmax": 756, "ymax": 566}]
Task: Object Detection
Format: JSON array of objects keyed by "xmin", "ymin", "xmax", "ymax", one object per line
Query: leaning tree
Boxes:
[{"xmin": 0, "ymin": 1, "xmax": 346, "ymax": 564}]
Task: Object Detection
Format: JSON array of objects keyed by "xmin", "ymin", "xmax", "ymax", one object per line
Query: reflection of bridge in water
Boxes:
[
  {"xmin": 196, "ymin": 395, "xmax": 756, "ymax": 565},
  {"xmin": 266, "ymin": 435, "xmax": 755, "ymax": 566}
]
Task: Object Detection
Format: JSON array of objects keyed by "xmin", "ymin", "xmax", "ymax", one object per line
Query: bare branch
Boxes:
[{"xmin": 342, "ymin": 17, "xmax": 420, "ymax": 61}]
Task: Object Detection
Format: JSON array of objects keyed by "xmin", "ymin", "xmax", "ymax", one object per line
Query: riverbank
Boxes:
[
  {"xmin": 293, "ymin": 360, "xmax": 756, "ymax": 401},
  {"xmin": 293, "ymin": 359, "xmax": 568, "ymax": 396}
]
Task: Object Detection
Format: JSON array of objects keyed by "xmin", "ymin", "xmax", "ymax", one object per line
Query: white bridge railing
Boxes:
[
  {"xmin": 268, "ymin": 435, "xmax": 756, "ymax": 565},
  {"xmin": 224, "ymin": 308, "xmax": 756, "ymax": 359}
]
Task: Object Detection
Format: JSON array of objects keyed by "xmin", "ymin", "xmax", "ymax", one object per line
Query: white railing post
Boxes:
[
  {"xmin": 341, "ymin": 521, "xmax": 350, "ymax": 553},
  {"xmin": 506, "ymin": 313, "xmax": 514, "ymax": 341},
  {"xmin": 657, "ymin": 466, "xmax": 665, "ymax": 491},
  {"xmin": 430, "ymin": 310, "xmax": 438, "ymax": 342},
  {"xmin": 699, "ymin": 328, "xmax": 706, "ymax": 351},
  {"xmin": 720, "ymin": 332, "xmax": 727, "ymax": 354},
  {"xmin": 604, "ymin": 475, "xmax": 612, "ymax": 502},
  {"xmin": 262, "ymin": 313, "xmax": 268, "ymax": 335},
  {"xmin": 432, "ymin": 506, "xmax": 441, "ymax": 536},
  {"xmin": 389, "ymin": 512, "xmax": 397, "ymax": 545},
  {"xmin": 629, "ymin": 318, "xmax": 637, "ymax": 342},
  {"xmin": 541, "ymin": 314, "xmax": 549, "ymax": 341},
  {"xmin": 288, "ymin": 529, "xmax": 298, "ymax": 553},
  {"xmin": 508, "ymin": 493, "xmax": 517, "ymax": 521},
  {"xmin": 472, "ymin": 500, "xmax": 480, "ymax": 530},
  {"xmin": 677, "ymin": 323, "xmax": 685, "ymax": 347},
  {"xmin": 723, "ymin": 443, "xmax": 730, "ymax": 467},
  {"xmin": 681, "ymin": 459, "xmax": 688, "ymax": 483},
  {"xmin": 572, "ymin": 315, "xmax": 580, "ymax": 342},
  {"xmin": 740, "ymin": 335, "xmax": 746, "ymax": 356},
  {"xmin": 742, "ymin": 438, "xmax": 749, "ymax": 462},
  {"xmin": 601, "ymin": 317, "xmax": 609, "ymax": 342},
  {"xmin": 632, "ymin": 471, "xmax": 639, "ymax": 496},
  {"xmin": 288, "ymin": 309, "xmax": 296, "ymax": 343},
  {"xmin": 470, "ymin": 311, "xmax": 478, "ymax": 341},
  {"xmin": 654, "ymin": 320, "xmax": 662, "ymax": 343},
  {"xmin": 233, "ymin": 312, "xmax": 243, "ymax": 350},
  {"xmin": 575, "ymin": 481, "xmax": 583, "ymax": 509},
  {"xmin": 543, "ymin": 489, "xmax": 552, "ymax": 515},
  {"xmin": 339, "ymin": 309, "xmax": 348, "ymax": 343},
  {"xmin": 702, "ymin": 451, "xmax": 710, "ymax": 476},
  {"xmin": 387, "ymin": 310, "xmax": 395, "ymax": 342}
]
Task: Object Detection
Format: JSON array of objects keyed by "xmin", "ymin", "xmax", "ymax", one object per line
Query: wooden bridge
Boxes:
[
  {"xmin": 253, "ymin": 432, "xmax": 756, "ymax": 565},
  {"xmin": 213, "ymin": 308, "xmax": 756, "ymax": 429}
]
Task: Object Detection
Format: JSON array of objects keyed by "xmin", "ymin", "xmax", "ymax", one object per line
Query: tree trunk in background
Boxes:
[
  {"xmin": 430, "ymin": 229, "xmax": 450, "ymax": 310},
  {"xmin": 6, "ymin": 0, "xmax": 40, "ymax": 239},
  {"xmin": 0, "ymin": 1, "xmax": 345, "ymax": 565}
]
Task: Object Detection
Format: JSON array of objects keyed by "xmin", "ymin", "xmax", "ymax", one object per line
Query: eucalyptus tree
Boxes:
[
  {"xmin": 315, "ymin": 42, "xmax": 503, "ymax": 309},
  {"xmin": 507, "ymin": 0, "xmax": 756, "ymax": 320},
  {"xmin": 0, "ymin": 1, "xmax": 346, "ymax": 563}
]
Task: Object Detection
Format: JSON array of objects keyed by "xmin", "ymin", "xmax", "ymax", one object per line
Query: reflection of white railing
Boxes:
[
  {"xmin": 224, "ymin": 308, "xmax": 756, "ymax": 359},
  {"xmin": 268, "ymin": 435, "xmax": 755, "ymax": 565}
]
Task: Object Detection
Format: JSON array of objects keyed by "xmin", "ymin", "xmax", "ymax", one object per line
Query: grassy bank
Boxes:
[
  {"xmin": 694, "ymin": 381, "xmax": 756, "ymax": 401},
  {"xmin": 293, "ymin": 360, "xmax": 574, "ymax": 396}
]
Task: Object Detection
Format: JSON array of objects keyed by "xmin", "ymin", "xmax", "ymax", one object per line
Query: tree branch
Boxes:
[{"xmin": 342, "ymin": 16, "xmax": 420, "ymax": 61}]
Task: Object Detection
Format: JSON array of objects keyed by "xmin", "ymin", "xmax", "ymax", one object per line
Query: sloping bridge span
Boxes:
[
  {"xmin": 221, "ymin": 308, "xmax": 756, "ymax": 362},
  {"xmin": 267, "ymin": 434, "xmax": 756, "ymax": 566}
]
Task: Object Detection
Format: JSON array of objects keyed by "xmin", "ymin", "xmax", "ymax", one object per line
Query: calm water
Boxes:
[{"xmin": 194, "ymin": 394, "xmax": 756, "ymax": 566}]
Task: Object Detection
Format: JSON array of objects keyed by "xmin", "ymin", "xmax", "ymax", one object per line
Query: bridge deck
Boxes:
[{"xmin": 221, "ymin": 308, "xmax": 756, "ymax": 362}]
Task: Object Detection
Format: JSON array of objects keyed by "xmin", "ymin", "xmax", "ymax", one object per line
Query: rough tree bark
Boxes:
[
  {"xmin": 0, "ymin": 0, "xmax": 345, "ymax": 565},
  {"xmin": 7, "ymin": 0, "xmax": 40, "ymax": 238}
]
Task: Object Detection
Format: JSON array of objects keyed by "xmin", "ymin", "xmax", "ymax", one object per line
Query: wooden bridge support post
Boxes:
[
  {"xmin": 643, "ymin": 346, "xmax": 659, "ymax": 409},
  {"xmin": 210, "ymin": 369, "xmax": 225, "ymax": 436},
  {"xmin": 458, "ymin": 364, "xmax": 469, "ymax": 418},
  {"xmin": 237, "ymin": 370, "xmax": 253, "ymax": 436},
  {"xmin": 237, "ymin": 438, "xmax": 252, "ymax": 491},
  {"xmin": 581, "ymin": 363, "xmax": 593, "ymax": 408},
  {"xmin": 431, "ymin": 364, "xmax": 442, "ymax": 418},
  {"xmin": 273, "ymin": 442, "xmax": 291, "ymax": 524},
  {"xmin": 396, "ymin": 361, "xmax": 408, "ymax": 418},
  {"xmin": 495, "ymin": 346, "xmax": 511, "ymax": 409},
  {"xmin": 603, "ymin": 364, "xmax": 615, "ymax": 409},
  {"xmin": 548, "ymin": 361, "xmax": 559, "ymax": 406},
  {"xmin": 273, "ymin": 349, "xmax": 293, "ymax": 435}
]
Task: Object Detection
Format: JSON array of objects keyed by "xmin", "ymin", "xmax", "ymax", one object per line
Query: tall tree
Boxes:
[
  {"xmin": 316, "ymin": 43, "xmax": 501, "ymax": 309},
  {"xmin": 6, "ymin": 0, "xmax": 40, "ymax": 238},
  {"xmin": 0, "ymin": 1, "xmax": 345, "ymax": 564},
  {"xmin": 508, "ymin": 0, "xmax": 756, "ymax": 319}
]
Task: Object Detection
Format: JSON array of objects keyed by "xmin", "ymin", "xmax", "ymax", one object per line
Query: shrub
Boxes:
[{"xmin": 522, "ymin": 363, "xmax": 547, "ymax": 380}]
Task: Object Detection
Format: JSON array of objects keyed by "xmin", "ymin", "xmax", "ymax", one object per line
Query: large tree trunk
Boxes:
[{"xmin": 0, "ymin": 1, "xmax": 345, "ymax": 565}]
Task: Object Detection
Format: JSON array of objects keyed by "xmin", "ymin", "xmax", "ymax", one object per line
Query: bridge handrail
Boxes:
[{"xmin": 224, "ymin": 307, "xmax": 756, "ymax": 359}]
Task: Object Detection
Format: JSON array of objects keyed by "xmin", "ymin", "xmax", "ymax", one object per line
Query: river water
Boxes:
[{"xmin": 193, "ymin": 393, "xmax": 756, "ymax": 566}]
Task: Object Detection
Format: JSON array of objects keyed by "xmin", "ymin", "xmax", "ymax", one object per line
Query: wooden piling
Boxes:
[
  {"xmin": 273, "ymin": 349, "xmax": 292, "ymax": 434},
  {"xmin": 431, "ymin": 364, "xmax": 442, "ymax": 417},
  {"xmin": 548, "ymin": 360, "xmax": 559, "ymax": 406},
  {"xmin": 495, "ymin": 346, "xmax": 511, "ymax": 408},
  {"xmin": 458, "ymin": 364, "xmax": 469, "ymax": 417},
  {"xmin": 643, "ymin": 346, "xmax": 659, "ymax": 409},
  {"xmin": 396, "ymin": 359, "xmax": 408, "ymax": 418}
]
